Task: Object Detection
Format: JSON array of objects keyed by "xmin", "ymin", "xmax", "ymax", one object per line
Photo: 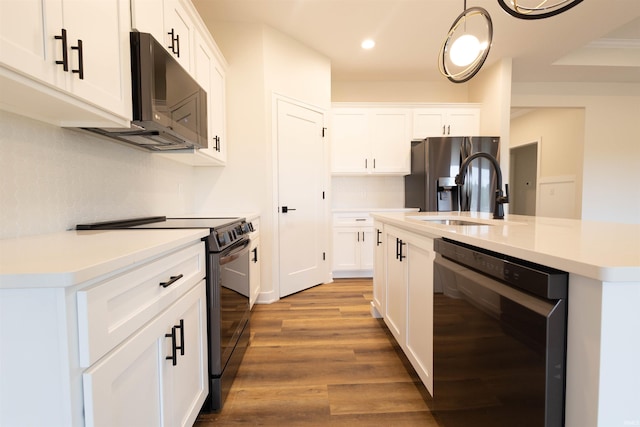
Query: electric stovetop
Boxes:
[{"xmin": 76, "ymin": 216, "xmax": 244, "ymax": 230}]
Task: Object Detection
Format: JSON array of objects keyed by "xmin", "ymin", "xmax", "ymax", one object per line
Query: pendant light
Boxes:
[
  {"xmin": 497, "ymin": 0, "xmax": 584, "ymax": 20},
  {"xmin": 438, "ymin": 1, "xmax": 493, "ymax": 83}
]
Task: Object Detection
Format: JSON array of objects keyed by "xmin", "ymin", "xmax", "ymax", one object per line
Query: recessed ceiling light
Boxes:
[{"xmin": 361, "ymin": 39, "xmax": 375, "ymax": 49}]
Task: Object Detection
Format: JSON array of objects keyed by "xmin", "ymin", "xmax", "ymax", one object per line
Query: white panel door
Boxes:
[{"xmin": 277, "ymin": 99, "xmax": 328, "ymax": 297}]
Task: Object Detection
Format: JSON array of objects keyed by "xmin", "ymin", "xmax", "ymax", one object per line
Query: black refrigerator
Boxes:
[{"xmin": 404, "ymin": 136, "xmax": 500, "ymax": 213}]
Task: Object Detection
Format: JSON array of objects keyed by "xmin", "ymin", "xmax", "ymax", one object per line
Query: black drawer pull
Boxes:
[{"xmin": 159, "ymin": 274, "xmax": 183, "ymax": 288}]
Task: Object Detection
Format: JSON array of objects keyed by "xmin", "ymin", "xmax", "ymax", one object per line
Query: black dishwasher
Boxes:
[{"xmin": 432, "ymin": 238, "xmax": 568, "ymax": 427}]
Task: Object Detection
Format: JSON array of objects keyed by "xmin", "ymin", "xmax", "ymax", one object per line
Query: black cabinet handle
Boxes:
[
  {"xmin": 71, "ymin": 39, "xmax": 84, "ymax": 80},
  {"xmin": 165, "ymin": 327, "xmax": 177, "ymax": 366},
  {"xmin": 213, "ymin": 135, "xmax": 221, "ymax": 152},
  {"xmin": 159, "ymin": 274, "xmax": 183, "ymax": 288},
  {"xmin": 281, "ymin": 206, "xmax": 296, "ymax": 213},
  {"xmin": 373, "ymin": 158, "xmax": 376, "ymax": 169},
  {"xmin": 54, "ymin": 29, "xmax": 69, "ymax": 71},
  {"xmin": 167, "ymin": 29, "xmax": 176, "ymax": 54},
  {"xmin": 175, "ymin": 33, "xmax": 180, "ymax": 57},
  {"xmin": 399, "ymin": 239, "xmax": 406, "ymax": 262},
  {"xmin": 362, "ymin": 232, "xmax": 365, "ymax": 242},
  {"xmin": 442, "ymin": 125, "xmax": 446, "ymax": 135},
  {"xmin": 365, "ymin": 158, "xmax": 368, "ymax": 169},
  {"xmin": 396, "ymin": 238, "xmax": 400, "ymax": 260},
  {"xmin": 175, "ymin": 319, "xmax": 184, "ymax": 356},
  {"xmin": 447, "ymin": 125, "xmax": 450, "ymax": 135},
  {"xmin": 252, "ymin": 247, "xmax": 258, "ymax": 263},
  {"xmin": 376, "ymin": 229, "xmax": 382, "ymax": 246}
]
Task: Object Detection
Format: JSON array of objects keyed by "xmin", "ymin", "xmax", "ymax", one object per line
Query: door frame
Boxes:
[{"xmin": 270, "ymin": 93, "xmax": 331, "ymax": 299}]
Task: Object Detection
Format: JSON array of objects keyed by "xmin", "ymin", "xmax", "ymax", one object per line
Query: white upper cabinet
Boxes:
[
  {"xmin": 162, "ymin": 0, "xmax": 194, "ymax": 72},
  {"xmin": 131, "ymin": 0, "xmax": 195, "ymax": 72},
  {"xmin": 331, "ymin": 108, "xmax": 411, "ymax": 175},
  {"xmin": 412, "ymin": 106, "xmax": 480, "ymax": 138},
  {"xmin": 192, "ymin": 32, "xmax": 227, "ymax": 164},
  {"xmin": 0, "ymin": 0, "xmax": 132, "ymax": 127},
  {"xmin": 137, "ymin": 0, "xmax": 229, "ymax": 166}
]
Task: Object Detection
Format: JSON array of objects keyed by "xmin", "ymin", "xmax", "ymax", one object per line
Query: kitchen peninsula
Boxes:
[{"xmin": 371, "ymin": 211, "xmax": 640, "ymax": 427}]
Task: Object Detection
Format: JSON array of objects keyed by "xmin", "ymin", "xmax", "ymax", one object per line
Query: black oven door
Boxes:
[{"xmin": 205, "ymin": 237, "xmax": 251, "ymax": 412}]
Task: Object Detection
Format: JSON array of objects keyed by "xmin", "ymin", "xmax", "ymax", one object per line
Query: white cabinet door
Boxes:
[
  {"xmin": 331, "ymin": 109, "xmax": 369, "ymax": 174},
  {"xmin": 162, "ymin": 281, "xmax": 208, "ymax": 427},
  {"xmin": 446, "ymin": 108, "xmax": 480, "ymax": 136},
  {"xmin": 413, "ymin": 109, "xmax": 446, "ymax": 138},
  {"xmin": 83, "ymin": 282, "xmax": 207, "ymax": 427},
  {"xmin": 369, "ymin": 109, "xmax": 411, "ymax": 174},
  {"xmin": 249, "ymin": 235, "xmax": 261, "ymax": 309},
  {"xmin": 131, "ymin": 0, "xmax": 165, "ymax": 48},
  {"xmin": 384, "ymin": 230, "xmax": 407, "ymax": 344},
  {"xmin": 405, "ymin": 236, "xmax": 435, "ymax": 395},
  {"xmin": 360, "ymin": 228, "xmax": 375, "ymax": 270},
  {"xmin": 163, "ymin": 0, "xmax": 194, "ymax": 72},
  {"xmin": 193, "ymin": 32, "xmax": 226, "ymax": 164},
  {"xmin": 372, "ymin": 222, "xmax": 385, "ymax": 317},
  {"xmin": 332, "ymin": 227, "xmax": 360, "ymax": 271},
  {"xmin": 63, "ymin": 0, "xmax": 131, "ymax": 118},
  {"xmin": 412, "ymin": 107, "xmax": 480, "ymax": 138},
  {"xmin": 0, "ymin": 0, "xmax": 64, "ymax": 86},
  {"xmin": 209, "ymin": 55, "xmax": 227, "ymax": 162}
]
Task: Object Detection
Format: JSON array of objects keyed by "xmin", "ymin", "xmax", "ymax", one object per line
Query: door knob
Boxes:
[{"xmin": 281, "ymin": 206, "xmax": 297, "ymax": 213}]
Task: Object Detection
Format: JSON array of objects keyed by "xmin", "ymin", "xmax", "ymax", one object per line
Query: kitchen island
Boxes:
[{"xmin": 371, "ymin": 211, "xmax": 640, "ymax": 427}]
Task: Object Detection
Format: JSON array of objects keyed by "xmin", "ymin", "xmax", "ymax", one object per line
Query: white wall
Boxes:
[
  {"xmin": 0, "ymin": 111, "xmax": 196, "ymax": 239},
  {"xmin": 332, "ymin": 176, "xmax": 405, "ymax": 209},
  {"xmin": 332, "ymin": 80, "xmax": 469, "ymax": 103},
  {"xmin": 196, "ymin": 22, "xmax": 331, "ymax": 301},
  {"xmin": 512, "ymin": 83, "xmax": 640, "ymax": 224},
  {"xmin": 510, "ymin": 108, "xmax": 585, "ymax": 219}
]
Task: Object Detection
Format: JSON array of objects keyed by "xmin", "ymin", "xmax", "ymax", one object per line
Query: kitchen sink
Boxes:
[{"xmin": 407, "ymin": 216, "xmax": 493, "ymax": 226}]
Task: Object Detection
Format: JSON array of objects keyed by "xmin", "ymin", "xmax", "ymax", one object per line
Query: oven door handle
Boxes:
[{"xmin": 219, "ymin": 239, "xmax": 251, "ymax": 266}]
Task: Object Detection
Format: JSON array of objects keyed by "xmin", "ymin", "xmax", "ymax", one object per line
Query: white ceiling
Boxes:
[{"xmin": 192, "ymin": 0, "xmax": 640, "ymax": 83}]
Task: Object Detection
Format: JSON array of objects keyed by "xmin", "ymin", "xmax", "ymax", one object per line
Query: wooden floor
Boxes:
[{"xmin": 195, "ymin": 279, "xmax": 441, "ymax": 426}]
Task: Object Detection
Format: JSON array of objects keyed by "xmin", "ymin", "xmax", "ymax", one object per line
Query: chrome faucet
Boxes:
[{"xmin": 455, "ymin": 152, "xmax": 509, "ymax": 219}]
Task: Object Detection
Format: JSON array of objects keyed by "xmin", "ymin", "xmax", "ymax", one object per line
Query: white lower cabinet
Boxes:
[
  {"xmin": 0, "ymin": 236, "xmax": 208, "ymax": 427},
  {"xmin": 382, "ymin": 225, "xmax": 435, "ymax": 395},
  {"xmin": 332, "ymin": 213, "xmax": 374, "ymax": 278},
  {"xmin": 83, "ymin": 280, "xmax": 207, "ymax": 427}
]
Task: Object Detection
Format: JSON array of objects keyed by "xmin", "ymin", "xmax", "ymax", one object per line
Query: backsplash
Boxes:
[
  {"xmin": 0, "ymin": 111, "xmax": 196, "ymax": 239},
  {"xmin": 331, "ymin": 176, "xmax": 405, "ymax": 210}
]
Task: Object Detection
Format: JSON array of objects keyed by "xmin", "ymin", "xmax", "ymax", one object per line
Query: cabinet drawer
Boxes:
[
  {"xmin": 333, "ymin": 213, "xmax": 372, "ymax": 227},
  {"xmin": 77, "ymin": 241, "xmax": 205, "ymax": 367}
]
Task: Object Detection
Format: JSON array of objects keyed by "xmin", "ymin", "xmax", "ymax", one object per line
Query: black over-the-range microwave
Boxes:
[{"xmin": 83, "ymin": 32, "xmax": 208, "ymax": 151}]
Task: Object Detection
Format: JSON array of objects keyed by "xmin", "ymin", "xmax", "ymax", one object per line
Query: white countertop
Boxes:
[
  {"xmin": 371, "ymin": 211, "xmax": 640, "ymax": 282},
  {"xmin": 0, "ymin": 229, "xmax": 210, "ymax": 289},
  {"xmin": 332, "ymin": 208, "xmax": 419, "ymax": 213}
]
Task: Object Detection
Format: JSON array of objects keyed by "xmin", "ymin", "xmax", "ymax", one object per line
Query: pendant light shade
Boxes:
[
  {"xmin": 497, "ymin": 0, "xmax": 584, "ymax": 20},
  {"xmin": 438, "ymin": 6, "xmax": 493, "ymax": 83}
]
